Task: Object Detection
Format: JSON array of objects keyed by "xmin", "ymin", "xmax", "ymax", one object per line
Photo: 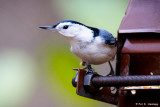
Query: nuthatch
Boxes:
[{"xmin": 40, "ymin": 20, "xmax": 117, "ymax": 75}]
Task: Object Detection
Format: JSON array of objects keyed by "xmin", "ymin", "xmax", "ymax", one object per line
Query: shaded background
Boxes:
[{"xmin": 0, "ymin": 0, "xmax": 129, "ymax": 107}]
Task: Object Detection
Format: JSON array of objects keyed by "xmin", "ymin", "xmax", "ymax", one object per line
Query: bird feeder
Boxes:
[{"xmin": 72, "ymin": 0, "xmax": 160, "ymax": 106}]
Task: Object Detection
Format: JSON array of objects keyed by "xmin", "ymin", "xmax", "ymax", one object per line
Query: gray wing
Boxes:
[{"xmin": 98, "ymin": 28, "xmax": 116, "ymax": 46}]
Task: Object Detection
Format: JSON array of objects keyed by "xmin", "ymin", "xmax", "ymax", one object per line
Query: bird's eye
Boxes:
[{"xmin": 63, "ymin": 25, "xmax": 69, "ymax": 29}]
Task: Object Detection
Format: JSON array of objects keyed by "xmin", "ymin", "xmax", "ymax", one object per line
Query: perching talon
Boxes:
[{"xmin": 82, "ymin": 64, "xmax": 95, "ymax": 73}]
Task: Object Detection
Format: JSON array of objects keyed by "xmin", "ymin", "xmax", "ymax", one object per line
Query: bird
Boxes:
[{"xmin": 39, "ymin": 20, "xmax": 117, "ymax": 75}]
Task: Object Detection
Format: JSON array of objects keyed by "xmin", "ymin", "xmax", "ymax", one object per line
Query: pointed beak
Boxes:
[{"xmin": 39, "ymin": 26, "xmax": 56, "ymax": 30}]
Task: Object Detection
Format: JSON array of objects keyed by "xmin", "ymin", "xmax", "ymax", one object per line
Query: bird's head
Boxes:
[{"xmin": 39, "ymin": 20, "xmax": 94, "ymax": 41}]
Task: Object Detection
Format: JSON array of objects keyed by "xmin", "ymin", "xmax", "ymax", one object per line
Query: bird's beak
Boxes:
[{"xmin": 39, "ymin": 26, "xmax": 56, "ymax": 30}]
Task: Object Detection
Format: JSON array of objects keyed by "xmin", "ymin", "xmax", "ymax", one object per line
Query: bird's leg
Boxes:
[
  {"xmin": 82, "ymin": 64, "xmax": 95, "ymax": 73},
  {"xmin": 80, "ymin": 60, "xmax": 86, "ymax": 66},
  {"xmin": 107, "ymin": 61, "xmax": 115, "ymax": 76},
  {"xmin": 87, "ymin": 64, "xmax": 95, "ymax": 72}
]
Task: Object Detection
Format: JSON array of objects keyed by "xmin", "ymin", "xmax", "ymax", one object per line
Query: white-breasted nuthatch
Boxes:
[{"xmin": 39, "ymin": 20, "xmax": 117, "ymax": 75}]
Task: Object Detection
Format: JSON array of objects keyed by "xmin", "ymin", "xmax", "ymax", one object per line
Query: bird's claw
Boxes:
[
  {"xmin": 82, "ymin": 65, "xmax": 95, "ymax": 73},
  {"xmin": 106, "ymin": 69, "xmax": 115, "ymax": 76}
]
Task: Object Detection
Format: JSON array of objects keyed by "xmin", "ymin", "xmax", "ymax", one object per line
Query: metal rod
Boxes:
[{"xmin": 92, "ymin": 75, "xmax": 160, "ymax": 87}]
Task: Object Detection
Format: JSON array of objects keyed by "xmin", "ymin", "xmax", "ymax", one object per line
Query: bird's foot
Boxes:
[
  {"xmin": 82, "ymin": 65, "xmax": 95, "ymax": 73},
  {"xmin": 106, "ymin": 69, "xmax": 115, "ymax": 76}
]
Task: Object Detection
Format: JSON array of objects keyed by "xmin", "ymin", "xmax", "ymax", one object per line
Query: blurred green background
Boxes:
[{"xmin": 0, "ymin": 0, "xmax": 129, "ymax": 107}]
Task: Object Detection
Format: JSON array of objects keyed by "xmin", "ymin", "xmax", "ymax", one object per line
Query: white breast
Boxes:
[{"xmin": 70, "ymin": 37, "xmax": 117, "ymax": 65}]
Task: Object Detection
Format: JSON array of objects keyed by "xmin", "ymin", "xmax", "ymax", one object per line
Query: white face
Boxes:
[
  {"xmin": 55, "ymin": 22, "xmax": 81, "ymax": 38},
  {"xmin": 40, "ymin": 21, "xmax": 94, "ymax": 43},
  {"xmin": 55, "ymin": 22, "xmax": 93, "ymax": 42}
]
